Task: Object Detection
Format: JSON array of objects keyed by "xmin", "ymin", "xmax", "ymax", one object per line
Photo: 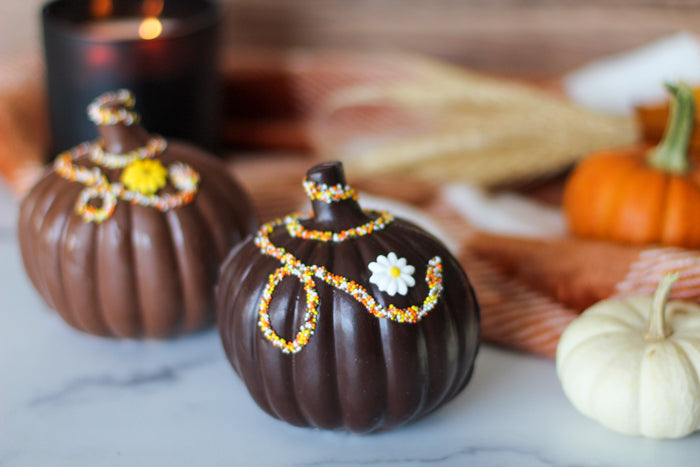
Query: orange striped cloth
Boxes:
[
  {"xmin": 461, "ymin": 249, "xmax": 577, "ymax": 358},
  {"xmin": 430, "ymin": 192, "xmax": 700, "ymax": 358},
  {"xmin": 0, "ymin": 55, "xmax": 48, "ymax": 195},
  {"xmin": 613, "ymin": 247, "xmax": 700, "ymax": 301},
  {"xmin": 465, "ymin": 246, "xmax": 700, "ymax": 359},
  {"xmin": 426, "ymin": 193, "xmax": 576, "ymax": 357},
  {"xmin": 459, "ymin": 248, "xmax": 700, "ymax": 358}
]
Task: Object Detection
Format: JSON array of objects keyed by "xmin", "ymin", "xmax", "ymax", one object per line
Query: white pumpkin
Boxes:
[{"xmin": 556, "ymin": 273, "xmax": 700, "ymax": 439}]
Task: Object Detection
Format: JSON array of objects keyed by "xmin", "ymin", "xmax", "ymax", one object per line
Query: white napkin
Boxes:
[
  {"xmin": 440, "ymin": 184, "xmax": 565, "ymax": 238},
  {"xmin": 564, "ymin": 32, "xmax": 700, "ymax": 115},
  {"xmin": 358, "ymin": 185, "xmax": 565, "ymax": 250}
]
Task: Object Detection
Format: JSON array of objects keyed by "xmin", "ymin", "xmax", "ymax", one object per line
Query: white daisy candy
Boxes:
[{"xmin": 368, "ymin": 252, "xmax": 416, "ymax": 296}]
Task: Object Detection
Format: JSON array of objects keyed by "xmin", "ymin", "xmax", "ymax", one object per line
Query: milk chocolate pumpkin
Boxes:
[
  {"xmin": 216, "ymin": 161, "xmax": 480, "ymax": 433},
  {"xmin": 18, "ymin": 90, "xmax": 257, "ymax": 338}
]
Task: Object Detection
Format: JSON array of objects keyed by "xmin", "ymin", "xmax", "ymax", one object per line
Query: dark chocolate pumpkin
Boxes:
[
  {"xmin": 18, "ymin": 90, "xmax": 257, "ymax": 338},
  {"xmin": 216, "ymin": 161, "xmax": 480, "ymax": 433}
]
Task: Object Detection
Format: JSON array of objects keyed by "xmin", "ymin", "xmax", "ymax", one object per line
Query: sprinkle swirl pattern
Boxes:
[
  {"xmin": 53, "ymin": 140, "xmax": 199, "ymax": 223},
  {"xmin": 89, "ymin": 136, "xmax": 166, "ymax": 168},
  {"xmin": 87, "ymin": 89, "xmax": 140, "ymax": 126},
  {"xmin": 302, "ymin": 178, "xmax": 358, "ymax": 203},
  {"xmin": 254, "ymin": 212, "xmax": 444, "ymax": 354},
  {"xmin": 285, "ymin": 211, "xmax": 394, "ymax": 242}
]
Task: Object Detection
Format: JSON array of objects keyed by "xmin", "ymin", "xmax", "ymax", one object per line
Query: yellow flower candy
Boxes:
[{"xmin": 120, "ymin": 159, "xmax": 168, "ymax": 195}]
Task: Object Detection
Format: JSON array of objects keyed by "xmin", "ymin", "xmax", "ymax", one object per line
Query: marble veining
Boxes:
[
  {"xmin": 28, "ymin": 357, "xmax": 214, "ymax": 407},
  {"xmin": 293, "ymin": 445, "xmax": 562, "ymax": 467}
]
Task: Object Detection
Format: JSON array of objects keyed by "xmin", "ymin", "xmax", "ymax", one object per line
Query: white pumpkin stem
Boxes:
[{"xmin": 645, "ymin": 272, "xmax": 680, "ymax": 341}]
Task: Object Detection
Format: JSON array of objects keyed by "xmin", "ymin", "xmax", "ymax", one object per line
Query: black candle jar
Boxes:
[{"xmin": 42, "ymin": 0, "xmax": 222, "ymax": 156}]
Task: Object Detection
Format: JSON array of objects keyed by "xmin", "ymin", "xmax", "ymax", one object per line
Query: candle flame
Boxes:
[
  {"xmin": 139, "ymin": 0, "xmax": 165, "ymax": 40},
  {"xmin": 139, "ymin": 17, "xmax": 163, "ymax": 40},
  {"xmin": 91, "ymin": 0, "xmax": 113, "ymax": 18}
]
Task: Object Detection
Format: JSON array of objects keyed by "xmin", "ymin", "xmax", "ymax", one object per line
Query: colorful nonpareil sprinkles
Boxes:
[
  {"xmin": 87, "ymin": 89, "xmax": 140, "ymax": 126},
  {"xmin": 302, "ymin": 178, "xmax": 358, "ymax": 203},
  {"xmin": 285, "ymin": 211, "xmax": 394, "ymax": 242},
  {"xmin": 53, "ymin": 138, "xmax": 200, "ymax": 223},
  {"xmin": 253, "ymin": 213, "xmax": 444, "ymax": 354},
  {"xmin": 74, "ymin": 184, "xmax": 118, "ymax": 224},
  {"xmin": 258, "ymin": 265, "xmax": 320, "ymax": 354},
  {"xmin": 89, "ymin": 135, "xmax": 166, "ymax": 169}
]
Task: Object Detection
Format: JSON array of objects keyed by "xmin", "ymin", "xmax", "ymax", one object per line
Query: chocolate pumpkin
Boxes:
[
  {"xmin": 18, "ymin": 90, "xmax": 257, "ymax": 338},
  {"xmin": 216, "ymin": 161, "xmax": 480, "ymax": 433}
]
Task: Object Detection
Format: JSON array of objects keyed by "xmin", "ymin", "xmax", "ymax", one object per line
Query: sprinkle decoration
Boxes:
[
  {"xmin": 285, "ymin": 211, "xmax": 394, "ymax": 242},
  {"xmin": 302, "ymin": 177, "xmax": 358, "ymax": 203},
  {"xmin": 89, "ymin": 135, "xmax": 166, "ymax": 168},
  {"xmin": 87, "ymin": 89, "xmax": 140, "ymax": 126},
  {"xmin": 53, "ymin": 139, "xmax": 200, "ymax": 223},
  {"xmin": 74, "ymin": 184, "xmax": 118, "ymax": 224},
  {"xmin": 254, "ymin": 212, "xmax": 444, "ymax": 354}
]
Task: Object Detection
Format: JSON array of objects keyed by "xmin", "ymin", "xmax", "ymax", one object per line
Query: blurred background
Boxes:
[
  {"xmin": 3, "ymin": 0, "xmax": 699, "ymax": 78},
  {"xmin": 1, "ymin": 0, "xmax": 699, "ymax": 198}
]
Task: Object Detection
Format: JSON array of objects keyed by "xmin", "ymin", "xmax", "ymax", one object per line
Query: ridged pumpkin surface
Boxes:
[
  {"xmin": 216, "ymin": 162, "xmax": 480, "ymax": 433},
  {"xmin": 563, "ymin": 148, "xmax": 700, "ymax": 248},
  {"xmin": 18, "ymin": 142, "xmax": 257, "ymax": 338}
]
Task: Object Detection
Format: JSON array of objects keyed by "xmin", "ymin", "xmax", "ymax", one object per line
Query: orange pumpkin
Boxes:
[{"xmin": 563, "ymin": 83, "xmax": 700, "ymax": 248}]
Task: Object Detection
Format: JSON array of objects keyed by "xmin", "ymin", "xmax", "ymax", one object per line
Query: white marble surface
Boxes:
[{"xmin": 1, "ymin": 182, "xmax": 698, "ymax": 467}]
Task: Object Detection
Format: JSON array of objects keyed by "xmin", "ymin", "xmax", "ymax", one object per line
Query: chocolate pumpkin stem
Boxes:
[
  {"xmin": 647, "ymin": 83, "xmax": 694, "ymax": 175},
  {"xmin": 305, "ymin": 161, "xmax": 370, "ymax": 229},
  {"xmin": 90, "ymin": 90, "xmax": 150, "ymax": 154},
  {"xmin": 99, "ymin": 120, "xmax": 150, "ymax": 155},
  {"xmin": 645, "ymin": 272, "xmax": 680, "ymax": 341}
]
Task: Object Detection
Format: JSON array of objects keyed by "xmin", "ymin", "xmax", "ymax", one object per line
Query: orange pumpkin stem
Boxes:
[
  {"xmin": 644, "ymin": 272, "xmax": 679, "ymax": 341},
  {"xmin": 647, "ymin": 83, "xmax": 694, "ymax": 175}
]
